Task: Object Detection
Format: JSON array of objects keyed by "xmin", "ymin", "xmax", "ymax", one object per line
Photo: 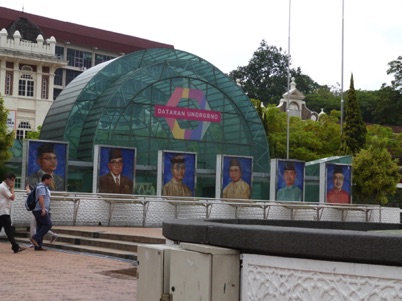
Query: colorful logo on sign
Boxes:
[{"xmin": 155, "ymin": 88, "xmax": 221, "ymax": 140}]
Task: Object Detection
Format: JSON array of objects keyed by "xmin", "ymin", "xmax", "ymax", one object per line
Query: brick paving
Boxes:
[{"xmin": 0, "ymin": 227, "xmax": 164, "ymax": 301}]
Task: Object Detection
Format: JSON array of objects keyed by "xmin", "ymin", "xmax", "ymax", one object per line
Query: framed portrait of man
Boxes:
[
  {"xmin": 159, "ymin": 150, "xmax": 196, "ymax": 197},
  {"xmin": 325, "ymin": 163, "xmax": 351, "ymax": 204},
  {"xmin": 221, "ymin": 155, "xmax": 253, "ymax": 199},
  {"xmin": 94, "ymin": 145, "xmax": 136, "ymax": 194},
  {"xmin": 274, "ymin": 159, "xmax": 305, "ymax": 202},
  {"xmin": 23, "ymin": 140, "xmax": 68, "ymax": 191}
]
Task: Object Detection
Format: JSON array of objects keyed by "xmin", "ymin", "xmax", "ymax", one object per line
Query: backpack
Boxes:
[{"xmin": 25, "ymin": 185, "xmax": 39, "ymax": 211}]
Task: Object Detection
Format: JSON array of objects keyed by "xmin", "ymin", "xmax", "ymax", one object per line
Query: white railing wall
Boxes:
[{"xmin": 10, "ymin": 190, "xmax": 400, "ymax": 227}]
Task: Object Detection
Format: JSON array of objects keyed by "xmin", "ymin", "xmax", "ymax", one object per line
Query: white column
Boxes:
[
  {"xmin": 0, "ymin": 59, "xmax": 6, "ymax": 95},
  {"xmin": 12, "ymin": 60, "xmax": 19, "ymax": 96},
  {"xmin": 48, "ymin": 66, "xmax": 56, "ymax": 101},
  {"xmin": 35, "ymin": 64, "xmax": 43, "ymax": 99}
]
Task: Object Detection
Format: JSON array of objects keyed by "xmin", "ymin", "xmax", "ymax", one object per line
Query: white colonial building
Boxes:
[{"xmin": 0, "ymin": 6, "xmax": 173, "ymax": 139}]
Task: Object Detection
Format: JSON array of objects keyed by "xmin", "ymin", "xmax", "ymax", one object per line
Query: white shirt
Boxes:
[
  {"xmin": 111, "ymin": 173, "xmax": 120, "ymax": 184},
  {"xmin": 0, "ymin": 181, "xmax": 13, "ymax": 216}
]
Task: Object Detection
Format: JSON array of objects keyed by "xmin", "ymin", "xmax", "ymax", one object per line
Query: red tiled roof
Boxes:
[{"xmin": 0, "ymin": 6, "xmax": 174, "ymax": 54}]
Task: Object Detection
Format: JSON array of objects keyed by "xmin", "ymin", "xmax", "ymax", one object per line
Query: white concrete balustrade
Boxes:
[
  {"xmin": 0, "ymin": 28, "xmax": 56, "ymax": 56},
  {"xmin": 10, "ymin": 190, "xmax": 400, "ymax": 228}
]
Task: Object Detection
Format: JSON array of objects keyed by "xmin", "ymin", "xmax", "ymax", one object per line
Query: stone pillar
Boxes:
[
  {"xmin": 13, "ymin": 30, "xmax": 21, "ymax": 45},
  {"xmin": 12, "ymin": 60, "xmax": 19, "ymax": 97},
  {"xmin": 35, "ymin": 64, "xmax": 43, "ymax": 99},
  {"xmin": 48, "ymin": 36, "xmax": 56, "ymax": 55},
  {"xmin": 36, "ymin": 34, "xmax": 44, "ymax": 54},
  {"xmin": 0, "ymin": 28, "xmax": 7, "ymax": 48},
  {"xmin": 0, "ymin": 58, "xmax": 6, "ymax": 95},
  {"xmin": 48, "ymin": 67, "xmax": 55, "ymax": 101}
]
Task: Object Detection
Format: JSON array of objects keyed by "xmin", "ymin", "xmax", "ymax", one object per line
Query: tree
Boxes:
[
  {"xmin": 27, "ymin": 125, "xmax": 42, "ymax": 139},
  {"xmin": 0, "ymin": 96, "xmax": 14, "ymax": 165},
  {"xmin": 304, "ymin": 86, "xmax": 341, "ymax": 114},
  {"xmin": 291, "ymin": 67, "xmax": 321, "ymax": 95},
  {"xmin": 340, "ymin": 74, "xmax": 367, "ymax": 155},
  {"xmin": 250, "ymin": 98, "xmax": 268, "ymax": 133},
  {"xmin": 355, "ymin": 90, "xmax": 380, "ymax": 124},
  {"xmin": 386, "ymin": 55, "xmax": 402, "ymax": 91},
  {"xmin": 372, "ymin": 86, "xmax": 402, "ymax": 126},
  {"xmin": 263, "ymin": 105, "xmax": 341, "ymax": 161},
  {"xmin": 264, "ymin": 105, "xmax": 288, "ymax": 158},
  {"xmin": 366, "ymin": 124, "xmax": 402, "ymax": 160},
  {"xmin": 352, "ymin": 136, "xmax": 401, "ymax": 205},
  {"xmin": 229, "ymin": 40, "xmax": 320, "ymax": 105}
]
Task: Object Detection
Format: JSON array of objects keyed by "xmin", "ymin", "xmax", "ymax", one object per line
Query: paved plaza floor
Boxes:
[{"xmin": 0, "ymin": 226, "xmax": 164, "ymax": 301}]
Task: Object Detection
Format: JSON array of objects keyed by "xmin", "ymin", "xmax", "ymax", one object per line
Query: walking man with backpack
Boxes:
[
  {"xmin": 0, "ymin": 172, "xmax": 26, "ymax": 253},
  {"xmin": 30, "ymin": 174, "xmax": 53, "ymax": 251}
]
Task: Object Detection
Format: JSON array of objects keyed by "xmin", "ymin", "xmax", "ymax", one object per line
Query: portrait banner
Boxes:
[
  {"xmin": 161, "ymin": 150, "xmax": 196, "ymax": 197},
  {"xmin": 325, "ymin": 163, "xmax": 352, "ymax": 204},
  {"xmin": 275, "ymin": 159, "xmax": 305, "ymax": 202},
  {"xmin": 221, "ymin": 155, "xmax": 253, "ymax": 199},
  {"xmin": 24, "ymin": 140, "xmax": 68, "ymax": 191},
  {"xmin": 94, "ymin": 145, "xmax": 136, "ymax": 194}
]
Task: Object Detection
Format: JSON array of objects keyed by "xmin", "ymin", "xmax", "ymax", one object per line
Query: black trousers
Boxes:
[{"xmin": 0, "ymin": 214, "xmax": 19, "ymax": 251}]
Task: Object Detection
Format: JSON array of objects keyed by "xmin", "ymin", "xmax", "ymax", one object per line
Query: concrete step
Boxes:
[
  {"xmin": 16, "ymin": 237, "xmax": 139, "ymax": 261},
  {"xmin": 9, "ymin": 226, "xmax": 166, "ymax": 261},
  {"xmin": 52, "ymin": 228, "xmax": 165, "ymax": 244}
]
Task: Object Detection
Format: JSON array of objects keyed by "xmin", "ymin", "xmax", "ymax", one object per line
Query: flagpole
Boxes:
[
  {"xmin": 286, "ymin": 0, "xmax": 291, "ymax": 160},
  {"xmin": 340, "ymin": 0, "xmax": 345, "ymax": 136}
]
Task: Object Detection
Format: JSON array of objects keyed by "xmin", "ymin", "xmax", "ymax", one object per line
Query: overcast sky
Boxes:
[{"xmin": 3, "ymin": 1, "xmax": 402, "ymax": 91}]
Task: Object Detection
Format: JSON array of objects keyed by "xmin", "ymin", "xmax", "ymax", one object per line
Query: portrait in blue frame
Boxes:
[
  {"xmin": 162, "ymin": 151, "xmax": 196, "ymax": 197},
  {"xmin": 276, "ymin": 160, "xmax": 304, "ymax": 202},
  {"xmin": 26, "ymin": 140, "xmax": 68, "ymax": 191},
  {"xmin": 97, "ymin": 146, "xmax": 136, "ymax": 194},
  {"xmin": 221, "ymin": 156, "xmax": 252, "ymax": 199},
  {"xmin": 326, "ymin": 163, "xmax": 351, "ymax": 204}
]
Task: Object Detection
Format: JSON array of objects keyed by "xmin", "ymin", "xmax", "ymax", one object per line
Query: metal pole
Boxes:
[
  {"xmin": 286, "ymin": 0, "xmax": 291, "ymax": 160},
  {"xmin": 340, "ymin": 0, "xmax": 345, "ymax": 136}
]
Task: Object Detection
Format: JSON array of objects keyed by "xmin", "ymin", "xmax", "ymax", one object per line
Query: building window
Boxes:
[
  {"xmin": 54, "ymin": 68, "xmax": 63, "ymax": 86},
  {"xmin": 66, "ymin": 69, "xmax": 82, "ymax": 85},
  {"xmin": 18, "ymin": 74, "xmax": 34, "ymax": 97},
  {"xmin": 95, "ymin": 54, "xmax": 115, "ymax": 65},
  {"xmin": 67, "ymin": 48, "xmax": 92, "ymax": 69},
  {"xmin": 21, "ymin": 65, "xmax": 35, "ymax": 72},
  {"xmin": 55, "ymin": 45, "xmax": 64, "ymax": 60},
  {"xmin": 14, "ymin": 177, "xmax": 21, "ymax": 189},
  {"xmin": 53, "ymin": 88, "xmax": 62, "ymax": 100},
  {"xmin": 5, "ymin": 73, "xmax": 12, "ymax": 95},
  {"xmin": 16, "ymin": 121, "xmax": 32, "ymax": 140},
  {"xmin": 42, "ymin": 77, "xmax": 48, "ymax": 99}
]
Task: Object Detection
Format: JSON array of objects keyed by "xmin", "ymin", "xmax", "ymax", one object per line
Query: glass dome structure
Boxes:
[{"xmin": 41, "ymin": 48, "xmax": 270, "ymax": 176}]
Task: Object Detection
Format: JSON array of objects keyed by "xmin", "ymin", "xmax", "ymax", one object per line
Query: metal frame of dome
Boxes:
[{"xmin": 40, "ymin": 48, "xmax": 270, "ymax": 173}]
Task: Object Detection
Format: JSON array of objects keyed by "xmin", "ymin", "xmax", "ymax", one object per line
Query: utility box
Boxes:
[
  {"xmin": 137, "ymin": 244, "xmax": 179, "ymax": 301},
  {"xmin": 169, "ymin": 243, "xmax": 240, "ymax": 301}
]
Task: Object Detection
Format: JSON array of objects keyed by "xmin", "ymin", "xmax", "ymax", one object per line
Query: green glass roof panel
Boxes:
[{"xmin": 40, "ymin": 48, "xmax": 269, "ymax": 172}]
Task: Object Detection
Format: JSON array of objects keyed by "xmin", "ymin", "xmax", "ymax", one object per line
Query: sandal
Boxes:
[{"xmin": 14, "ymin": 246, "xmax": 26, "ymax": 254}]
